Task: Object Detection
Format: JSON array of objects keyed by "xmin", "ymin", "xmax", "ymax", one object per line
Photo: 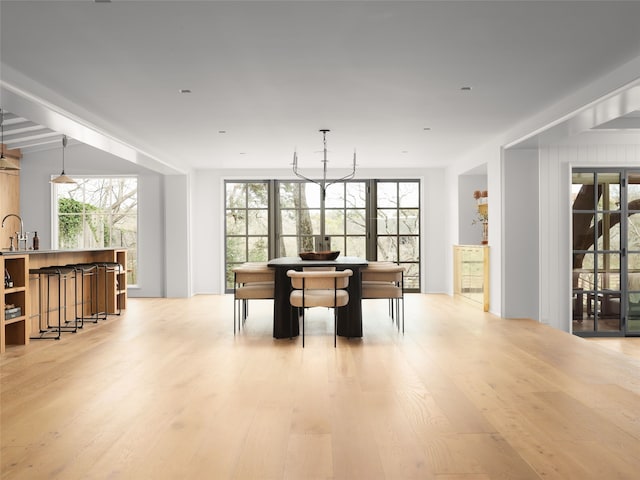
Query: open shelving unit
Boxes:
[
  {"xmin": 114, "ymin": 249, "xmax": 127, "ymax": 312},
  {"xmin": 2, "ymin": 254, "xmax": 29, "ymax": 353}
]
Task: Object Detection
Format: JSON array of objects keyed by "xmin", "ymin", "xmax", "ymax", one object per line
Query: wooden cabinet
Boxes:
[
  {"xmin": 114, "ymin": 249, "xmax": 127, "ymax": 311},
  {"xmin": 1, "ymin": 145, "xmax": 22, "ymax": 250},
  {"xmin": 453, "ymin": 245, "xmax": 489, "ymax": 312},
  {"xmin": 1, "ymin": 254, "xmax": 29, "ymax": 353}
]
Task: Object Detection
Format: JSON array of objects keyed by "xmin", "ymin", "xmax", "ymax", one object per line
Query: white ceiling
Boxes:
[{"xmin": 1, "ymin": 1, "xmax": 640, "ymax": 174}]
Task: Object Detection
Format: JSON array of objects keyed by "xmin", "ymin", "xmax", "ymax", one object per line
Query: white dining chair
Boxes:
[
  {"xmin": 232, "ymin": 263, "xmax": 275, "ymax": 334},
  {"xmin": 287, "ymin": 269, "xmax": 353, "ymax": 347},
  {"xmin": 361, "ymin": 262, "xmax": 405, "ymax": 333}
]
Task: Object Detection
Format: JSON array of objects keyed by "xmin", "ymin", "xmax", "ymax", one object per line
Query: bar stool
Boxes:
[
  {"xmin": 75, "ymin": 262, "xmax": 108, "ymax": 320},
  {"xmin": 67, "ymin": 263, "xmax": 101, "ymax": 325},
  {"xmin": 96, "ymin": 261, "xmax": 124, "ymax": 316},
  {"xmin": 29, "ymin": 265, "xmax": 78, "ymax": 340}
]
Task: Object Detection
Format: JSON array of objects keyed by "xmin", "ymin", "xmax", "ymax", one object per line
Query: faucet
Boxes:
[{"xmin": 2, "ymin": 214, "xmax": 27, "ymax": 250}]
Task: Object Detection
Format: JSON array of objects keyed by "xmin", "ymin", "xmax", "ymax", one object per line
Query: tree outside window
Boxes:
[
  {"xmin": 224, "ymin": 179, "xmax": 421, "ymax": 293},
  {"xmin": 55, "ymin": 177, "xmax": 138, "ymax": 285}
]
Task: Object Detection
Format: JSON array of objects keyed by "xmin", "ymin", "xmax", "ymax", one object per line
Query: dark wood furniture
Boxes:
[{"xmin": 267, "ymin": 256, "xmax": 368, "ymax": 339}]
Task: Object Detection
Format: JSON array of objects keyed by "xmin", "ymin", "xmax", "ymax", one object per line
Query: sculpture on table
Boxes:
[{"xmin": 473, "ymin": 190, "xmax": 488, "ymax": 245}]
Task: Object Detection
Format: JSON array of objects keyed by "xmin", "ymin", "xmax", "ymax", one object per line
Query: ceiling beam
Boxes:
[{"xmin": 592, "ymin": 117, "xmax": 640, "ymax": 130}]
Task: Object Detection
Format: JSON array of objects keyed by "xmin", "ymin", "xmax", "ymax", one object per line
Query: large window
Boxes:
[
  {"xmin": 225, "ymin": 179, "xmax": 421, "ymax": 291},
  {"xmin": 324, "ymin": 181, "xmax": 368, "ymax": 257},
  {"xmin": 277, "ymin": 181, "xmax": 367, "ymax": 257},
  {"xmin": 277, "ymin": 181, "xmax": 321, "ymax": 255},
  {"xmin": 54, "ymin": 177, "xmax": 138, "ymax": 285},
  {"xmin": 375, "ymin": 181, "xmax": 420, "ymax": 289},
  {"xmin": 225, "ymin": 181, "xmax": 271, "ymax": 289}
]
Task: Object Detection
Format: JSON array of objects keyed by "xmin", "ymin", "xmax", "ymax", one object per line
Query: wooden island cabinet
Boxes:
[
  {"xmin": 1, "ymin": 248, "xmax": 126, "ymax": 353},
  {"xmin": 1, "ymin": 254, "xmax": 29, "ymax": 353}
]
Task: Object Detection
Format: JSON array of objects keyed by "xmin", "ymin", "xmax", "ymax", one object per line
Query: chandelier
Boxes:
[{"xmin": 292, "ymin": 129, "xmax": 356, "ymax": 199}]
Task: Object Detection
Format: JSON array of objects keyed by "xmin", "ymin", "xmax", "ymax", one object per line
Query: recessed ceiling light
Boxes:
[
  {"xmin": 460, "ymin": 86, "xmax": 473, "ymax": 91},
  {"xmin": 179, "ymin": 89, "xmax": 192, "ymax": 94}
]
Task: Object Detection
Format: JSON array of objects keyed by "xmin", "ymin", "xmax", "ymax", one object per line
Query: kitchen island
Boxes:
[{"xmin": 1, "ymin": 248, "xmax": 127, "ymax": 353}]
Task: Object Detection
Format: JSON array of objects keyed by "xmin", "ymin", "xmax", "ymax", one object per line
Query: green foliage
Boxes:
[
  {"xmin": 56, "ymin": 178, "xmax": 138, "ymax": 284},
  {"xmin": 58, "ymin": 197, "xmax": 96, "ymax": 246}
]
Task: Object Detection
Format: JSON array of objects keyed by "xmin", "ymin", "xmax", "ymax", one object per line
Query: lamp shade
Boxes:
[
  {"xmin": 50, "ymin": 173, "xmax": 76, "ymax": 184},
  {"xmin": 0, "ymin": 155, "xmax": 20, "ymax": 171},
  {"xmin": 50, "ymin": 135, "xmax": 76, "ymax": 184}
]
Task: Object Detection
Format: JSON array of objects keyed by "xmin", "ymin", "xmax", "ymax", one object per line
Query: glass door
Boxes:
[
  {"xmin": 626, "ymin": 172, "xmax": 640, "ymax": 335},
  {"xmin": 572, "ymin": 171, "xmax": 623, "ymax": 336},
  {"xmin": 375, "ymin": 180, "xmax": 420, "ymax": 290},
  {"xmin": 224, "ymin": 181, "xmax": 271, "ymax": 290}
]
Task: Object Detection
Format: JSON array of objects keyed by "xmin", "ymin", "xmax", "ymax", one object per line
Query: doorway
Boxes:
[{"xmin": 572, "ymin": 169, "xmax": 640, "ymax": 336}]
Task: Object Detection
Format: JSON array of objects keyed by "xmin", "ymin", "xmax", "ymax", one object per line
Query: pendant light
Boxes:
[
  {"xmin": 50, "ymin": 135, "xmax": 76, "ymax": 184},
  {"xmin": 291, "ymin": 129, "xmax": 357, "ymax": 200},
  {"xmin": 0, "ymin": 108, "xmax": 20, "ymax": 171}
]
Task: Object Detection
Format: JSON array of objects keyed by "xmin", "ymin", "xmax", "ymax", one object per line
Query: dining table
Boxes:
[{"xmin": 267, "ymin": 256, "xmax": 369, "ymax": 339}]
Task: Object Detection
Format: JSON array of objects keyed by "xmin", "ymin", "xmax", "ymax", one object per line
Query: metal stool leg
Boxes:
[
  {"xmin": 55, "ymin": 268, "xmax": 78, "ymax": 333},
  {"xmin": 28, "ymin": 272, "xmax": 61, "ymax": 341},
  {"xmin": 97, "ymin": 262, "xmax": 123, "ymax": 317},
  {"xmin": 29, "ymin": 266, "xmax": 76, "ymax": 340},
  {"xmin": 69, "ymin": 264, "xmax": 100, "ymax": 325}
]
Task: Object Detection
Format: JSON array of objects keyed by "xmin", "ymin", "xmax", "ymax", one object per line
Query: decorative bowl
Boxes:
[{"xmin": 299, "ymin": 251, "xmax": 340, "ymax": 261}]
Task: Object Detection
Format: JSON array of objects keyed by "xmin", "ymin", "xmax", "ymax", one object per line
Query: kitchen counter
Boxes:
[
  {"xmin": 1, "ymin": 247, "xmax": 118, "ymax": 256},
  {"xmin": 1, "ymin": 248, "xmax": 127, "ymax": 353}
]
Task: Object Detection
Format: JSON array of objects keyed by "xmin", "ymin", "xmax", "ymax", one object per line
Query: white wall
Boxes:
[
  {"xmin": 190, "ymin": 167, "xmax": 448, "ymax": 295},
  {"xmin": 502, "ymin": 148, "xmax": 539, "ymax": 320},
  {"xmin": 539, "ymin": 139, "xmax": 640, "ymax": 332},
  {"xmin": 165, "ymin": 174, "xmax": 190, "ymax": 297},
  {"xmin": 18, "ymin": 143, "xmax": 166, "ymax": 297},
  {"xmin": 422, "ymin": 168, "xmax": 448, "ymax": 294},
  {"xmin": 191, "ymin": 167, "xmax": 224, "ymax": 295}
]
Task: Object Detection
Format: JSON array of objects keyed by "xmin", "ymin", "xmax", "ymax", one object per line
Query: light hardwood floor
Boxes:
[{"xmin": 1, "ymin": 294, "xmax": 640, "ymax": 479}]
